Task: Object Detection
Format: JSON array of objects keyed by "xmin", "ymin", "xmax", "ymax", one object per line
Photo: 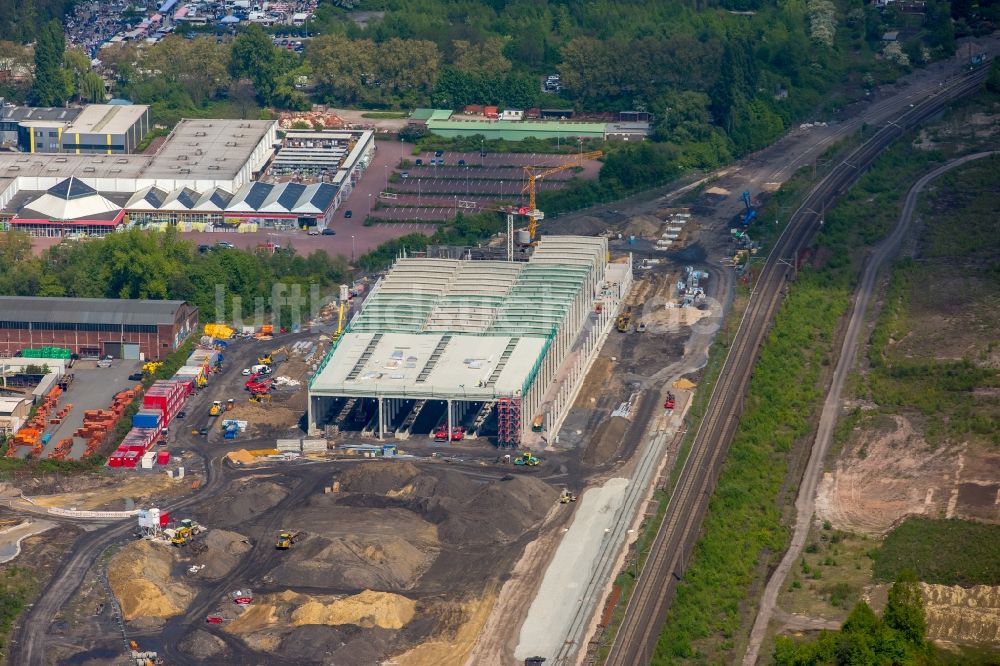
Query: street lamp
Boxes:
[
  {"xmin": 368, "ymin": 193, "xmax": 372, "ymax": 220},
  {"xmin": 351, "ymin": 235, "xmax": 355, "ymax": 262},
  {"xmin": 384, "ymin": 164, "xmax": 388, "ymax": 190}
]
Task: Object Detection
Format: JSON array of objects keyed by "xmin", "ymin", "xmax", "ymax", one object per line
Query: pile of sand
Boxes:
[
  {"xmin": 292, "ymin": 590, "xmax": 416, "ymax": 629},
  {"xmin": 226, "ymin": 449, "xmax": 256, "ymax": 465},
  {"xmin": 108, "ymin": 540, "xmax": 193, "ymax": 622},
  {"xmin": 228, "ymin": 400, "xmax": 302, "ymax": 431},
  {"xmin": 337, "ymin": 461, "xmax": 421, "ymax": 495}
]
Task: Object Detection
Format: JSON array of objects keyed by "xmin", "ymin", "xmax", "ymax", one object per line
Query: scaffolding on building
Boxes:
[{"xmin": 496, "ymin": 396, "xmax": 522, "ymax": 448}]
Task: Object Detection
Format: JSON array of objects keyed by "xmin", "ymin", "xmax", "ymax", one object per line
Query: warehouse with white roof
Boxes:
[{"xmin": 308, "ymin": 236, "xmax": 632, "ymax": 446}]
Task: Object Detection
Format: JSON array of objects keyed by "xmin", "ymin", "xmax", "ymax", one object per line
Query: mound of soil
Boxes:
[
  {"xmin": 292, "ymin": 590, "xmax": 416, "ymax": 629},
  {"xmin": 270, "ymin": 527, "xmax": 434, "ymax": 590},
  {"xmin": 436, "ymin": 475, "xmax": 556, "ymax": 545},
  {"xmin": 185, "ymin": 630, "xmax": 228, "ymax": 659},
  {"xmin": 211, "ymin": 478, "xmax": 288, "ymax": 526},
  {"xmin": 108, "ymin": 540, "xmax": 194, "ymax": 624},
  {"xmin": 278, "ymin": 625, "xmax": 351, "ymax": 662},
  {"xmin": 582, "ymin": 416, "xmax": 629, "ymax": 465},
  {"xmin": 337, "ymin": 461, "xmax": 422, "ymax": 495},
  {"xmin": 195, "ymin": 529, "xmax": 251, "ymax": 579},
  {"xmin": 623, "ymin": 214, "xmax": 662, "ymax": 239}
]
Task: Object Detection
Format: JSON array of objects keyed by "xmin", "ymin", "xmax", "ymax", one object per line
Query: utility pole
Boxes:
[{"xmin": 507, "ymin": 211, "xmax": 514, "ymax": 262}]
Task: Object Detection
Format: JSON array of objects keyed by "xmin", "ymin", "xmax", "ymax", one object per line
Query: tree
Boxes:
[
  {"xmin": 228, "ymin": 78, "xmax": 257, "ymax": 118},
  {"xmin": 883, "ymin": 570, "xmax": 927, "ymax": 646},
  {"xmin": 307, "ymin": 34, "xmax": 375, "ymax": 105},
  {"xmin": 454, "ymin": 36, "xmax": 510, "ymax": 76},
  {"xmin": 230, "ymin": 24, "xmax": 281, "ymax": 105},
  {"xmin": 29, "ymin": 20, "xmax": 69, "ymax": 106}
]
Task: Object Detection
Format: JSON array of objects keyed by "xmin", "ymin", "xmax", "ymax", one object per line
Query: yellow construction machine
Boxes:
[
  {"xmin": 559, "ymin": 490, "xmax": 578, "ymax": 504},
  {"xmin": 209, "ymin": 401, "xmax": 222, "ymax": 416},
  {"xmin": 250, "ymin": 393, "xmax": 272, "ymax": 404},
  {"xmin": 276, "ymin": 531, "xmax": 300, "ymax": 550},
  {"xmin": 616, "ymin": 308, "xmax": 632, "ymax": 333},
  {"xmin": 171, "ymin": 526, "xmax": 193, "ymax": 546},
  {"xmin": 332, "ymin": 302, "xmax": 346, "ymax": 341}
]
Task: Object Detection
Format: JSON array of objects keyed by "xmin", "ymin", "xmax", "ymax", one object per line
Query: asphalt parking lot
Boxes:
[{"xmin": 40, "ymin": 360, "xmax": 142, "ymax": 460}]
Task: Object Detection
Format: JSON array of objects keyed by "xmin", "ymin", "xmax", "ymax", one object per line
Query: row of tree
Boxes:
[{"xmin": 0, "ymin": 229, "xmax": 349, "ymax": 324}]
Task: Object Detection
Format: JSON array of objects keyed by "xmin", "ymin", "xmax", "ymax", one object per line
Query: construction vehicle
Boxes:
[
  {"xmin": 171, "ymin": 526, "xmax": 193, "ymax": 546},
  {"xmin": 250, "ymin": 393, "xmax": 272, "ymax": 404},
  {"xmin": 225, "ymin": 398, "xmax": 235, "ymax": 412},
  {"xmin": 332, "ymin": 302, "xmax": 346, "ymax": 341},
  {"xmin": 258, "ymin": 346, "xmax": 289, "ymax": 367},
  {"xmin": 514, "ymin": 450, "xmax": 541, "ymax": 466},
  {"xmin": 245, "ymin": 372, "xmax": 273, "ymax": 395},
  {"xmin": 664, "ymin": 392, "xmax": 676, "ymax": 411},
  {"xmin": 519, "ymin": 151, "xmax": 603, "ymax": 245},
  {"xmin": 209, "ymin": 401, "xmax": 222, "ymax": 417},
  {"xmin": 275, "ymin": 531, "xmax": 300, "ymax": 550},
  {"xmin": 616, "ymin": 308, "xmax": 632, "ymax": 332},
  {"xmin": 434, "ymin": 425, "xmax": 465, "ymax": 442},
  {"xmin": 560, "ymin": 490, "xmax": 578, "ymax": 504},
  {"xmin": 740, "ymin": 191, "xmax": 757, "ymax": 226}
]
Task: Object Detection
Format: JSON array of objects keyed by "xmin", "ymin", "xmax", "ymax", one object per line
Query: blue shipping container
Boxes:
[{"xmin": 132, "ymin": 410, "xmax": 161, "ymax": 429}]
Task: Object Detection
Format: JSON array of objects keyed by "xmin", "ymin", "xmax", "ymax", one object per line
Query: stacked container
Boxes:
[
  {"xmin": 132, "ymin": 409, "xmax": 162, "ymax": 430},
  {"xmin": 142, "ymin": 380, "xmax": 185, "ymax": 426}
]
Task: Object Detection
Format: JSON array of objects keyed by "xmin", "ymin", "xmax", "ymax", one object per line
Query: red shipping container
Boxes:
[
  {"xmin": 157, "ymin": 451, "xmax": 170, "ymax": 465},
  {"xmin": 485, "ymin": 106, "xmax": 498, "ymax": 118},
  {"xmin": 159, "ymin": 511, "xmax": 170, "ymax": 527},
  {"xmin": 107, "ymin": 455, "xmax": 123, "ymax": 468}
]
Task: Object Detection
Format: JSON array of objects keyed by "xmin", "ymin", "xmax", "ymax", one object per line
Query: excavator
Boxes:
[
  {"xmin": 276, "ymin": 531, "xmax": 300, "ymax": 550},
  {"xmin": 258, "ymin": 346, "xmax": 289, "ymax": 366},
  {"xmin": 664, "ymin": 392, "xmax": 676, "ymax": 411},
  {"xmin": 245, "ymin": 372, "xmax": 273, "ymax": 395},
  {"xmin": 559, "ymin": 490, "xmax": 578, "ymax": 504},
  {"xmin": 209, "ymin": 401, "xmax": 222, "ymax": 417},
  {"xmin": 332, "ymin": 302, "xmax": 346, "ymax": 341}
]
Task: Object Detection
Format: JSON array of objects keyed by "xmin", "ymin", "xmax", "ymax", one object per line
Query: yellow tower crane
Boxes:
[{"xmin": 520, "ymin": 150, "xmax": 603, "ymax": 243}]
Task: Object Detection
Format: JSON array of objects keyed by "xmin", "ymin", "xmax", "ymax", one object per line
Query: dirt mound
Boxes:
[
  {"xmin": 212, "ymin": 478, "xmax": 288, "ymax": 526},
  {"xmin": 436, "ymin": 475, "xmax": 556, "ymax": 545},
  {"xmin": 337, "ymin": 461, "xmax": 421, "ymax": 494},
  {"xmin": 226, "ymin": 449, "xmax": 256, "ymax": 465},
  {"xmin": 542, "ymin": 215, "xmax": 605, "ymax": 236},
  {"xmin": 271, "ymin": 532, "xmax": 433, "ymax": 590},
  {"xmin": 228, "ymin": 400, "xmax": 302, "ymax": 432},
  {"xmin": 921, "ymin": 583, "xmax": 1000, "ymax": 643},
  {"xmin": 278, "ymin": 625, "xmax": 351, "ymax": 662},
  {"xmin": 623, "ymin": 214, "xmax": 662, "ymax": 239},
  {"xmin": 185, "ymin": 630, "xmax": 228, "ymax": 659},
  {"xmin": 292, "ymin": 590, "xmax": 416, "ymax": 629},
  {"xmin": 195, "ymin": 529, "xmax": 251, "ymax": 579},
  {"xmin": 108, "ymin": 540, "xmax": 193, "ymax": 623}
]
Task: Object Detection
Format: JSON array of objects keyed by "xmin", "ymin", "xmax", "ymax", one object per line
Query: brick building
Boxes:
[{"xmin": 0, "ymin": 297, "xmax": 198, "ymax": 360}]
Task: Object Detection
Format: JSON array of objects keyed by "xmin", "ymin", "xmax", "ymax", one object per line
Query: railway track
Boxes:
[{"xmin": 603, "ymin": 64, "xmax": 990, "ymax": 666}]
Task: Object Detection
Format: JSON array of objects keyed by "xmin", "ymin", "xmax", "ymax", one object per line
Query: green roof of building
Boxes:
[{"xmin": 409, "ymin": 108, "xmax": 437, "ymax": 121}]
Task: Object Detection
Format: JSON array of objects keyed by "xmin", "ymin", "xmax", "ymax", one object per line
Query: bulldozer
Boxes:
[
  {"xmin": 514, "ymin": 450, "xmax": 541, "ymax": 466},
  {"xmin": 209, "ymin": 401, "xmax": 222, "ymax": 417},
  {"xmin": 559, "ymin": 490, "xmax": 578, "ymax": 504},
  {"xmin": 276, "ymin": 531, "xmax": 300, "ymax": 550},
  {"xmin": 250, "ymin": 393, "xmax": 272, "ymax": 404}
]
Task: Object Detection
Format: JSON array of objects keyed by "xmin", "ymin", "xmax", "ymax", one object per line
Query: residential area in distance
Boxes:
[{"xmin": 0, "ymin": 0, "xmax": 998, "ymax": 664}]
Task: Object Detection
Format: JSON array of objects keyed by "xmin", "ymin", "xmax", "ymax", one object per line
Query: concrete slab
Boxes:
[
  {"xmin": 0, "ymin": 519, "xmax": 55, "ymax": 563},
  {"xmin": 514, "ymin": 476, "xmax": 629, "ymax": 660}
]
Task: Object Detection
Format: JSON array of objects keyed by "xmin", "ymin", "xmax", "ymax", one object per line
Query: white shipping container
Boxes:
[
  {"xmin": 301, "ymin": 439, "xmax": 327, "ymax": 452},
  {"xmin": 141, "ymin": 451, "xmax": 156, "ymax": 469},
  {"xmin": 277, "ymin": 438, "xmax": 302, "ymax": 452}
]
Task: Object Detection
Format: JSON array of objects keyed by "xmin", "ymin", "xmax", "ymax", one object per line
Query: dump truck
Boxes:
[{"xmin": 276, "ymin": 531, "xmax": 300, "ymax": 550}]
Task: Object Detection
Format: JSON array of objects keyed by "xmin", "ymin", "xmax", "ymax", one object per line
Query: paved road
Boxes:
[
  {"xmin": 741, "ymin": 149, "xmax": 998, "ymax": 665},
  {"xmin": 603, "ymin": 59, "xmax": 991, "ymax": 666}
]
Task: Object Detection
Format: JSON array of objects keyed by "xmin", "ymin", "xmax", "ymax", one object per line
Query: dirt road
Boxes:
[{"xmin": 741, "ymin": 150, "xmax": 998, "ymax": 665}]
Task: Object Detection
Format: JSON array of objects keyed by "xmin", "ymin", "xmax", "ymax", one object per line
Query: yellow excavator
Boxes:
[
  {"xmin": 616, "ymin": 308, "xmax": 632, "ymax": 333},
  {"xmin": 332, "ymin": 302, "xmax": 346, "ymax": 341},
  {"xmin": 276, "ymin": 531, "xmax": 300, "ymax": 550},
  {"xmin": 560, "ymin": 490, "xmax": 578, "ymax": 504}
]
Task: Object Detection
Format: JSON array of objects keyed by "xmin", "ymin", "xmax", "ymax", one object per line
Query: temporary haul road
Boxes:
[
  {"xmin": 603, "ymin": 64, "xmax": 992, "ymax": 666},
  {"xmin": 741, "ymin": 149, "xmax": 998, "ymax": 665}
]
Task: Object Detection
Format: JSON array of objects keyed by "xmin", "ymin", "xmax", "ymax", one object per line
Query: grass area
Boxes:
[
  {"xmin": 651, "ymin": 137, "xmax": 954, "ymax": 662},
  {"xmin": 0, "ymin": 566, "xmax": 37, "ymax": 655},
  {"xmin": 873, "ymin": 517, "xmax": 1000, "ymax": 586},
  {"xmin": 362, "ymin": 111, "xmax": 407, "ymax": 119},
  {"xmin": 779, "ymin": 523, "xmax": 874, "ymax": 620},
  {"xmin": 865, "ymin": 155, "xmax": 1000, "ymax": 448}
]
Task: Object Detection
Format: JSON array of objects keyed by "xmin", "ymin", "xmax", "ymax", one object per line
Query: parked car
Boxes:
[
  {"xmin": 344, "ymin": 210, "xmax": 353, "ymax": 218},
  {"xmin": 434, "ymin": 150, "xmax": 444, "ymax": 157},
  {"xmin": 199, "ymin": 427, "xmax": 209, "ymax": 436},
  {"xmin": 217, "ymin": 241, "xmax": 235, "ymax": 249},
  {"xmin": 128, "ymin": 372, "xmax": 143, "ymax": 381},
  {"xmin": 198, "ymin": 244, "xmax": 210, "ymax": 253},
  {"xmin": 307, "ymin": 229, "xmax": 319, "ymax": 236},
  {"xmin": 415, "ymin": 159, "xmax": 423, "ymax": 165},
  {"xmin": 177, "ymin": 410, "xmax": 186, "ymax": 419},
  {"xmin": 242, "ymin": 368, "xmax": 252, "ymax": 376},
  {"xmin": 401, "ymin": 171, "xmax": 408, "ymax": 178},
  {"xmin": 458, "ymin": 159, "xmax": 465, "ymax": 166},
  {"xmin": 322, "ymin": 228, "xmax": 336, "ymax": 236}
]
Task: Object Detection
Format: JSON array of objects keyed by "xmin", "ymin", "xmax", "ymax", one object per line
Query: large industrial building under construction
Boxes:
[{"xmin": 308, "ymin": 235, "xmax": 631, "ymax": 446}]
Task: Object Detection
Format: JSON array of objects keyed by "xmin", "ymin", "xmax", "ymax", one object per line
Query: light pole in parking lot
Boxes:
[
  {"xmin": 351, "ymin": 235, "xmax": 355, "ymax": 262},
  {"xmin": 368, "ymin": 193, "xmax": 372, "ymax": 220},
  {"xmin": 384, "ymin": 164, "xmax": 388, "ymax": 190}
]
